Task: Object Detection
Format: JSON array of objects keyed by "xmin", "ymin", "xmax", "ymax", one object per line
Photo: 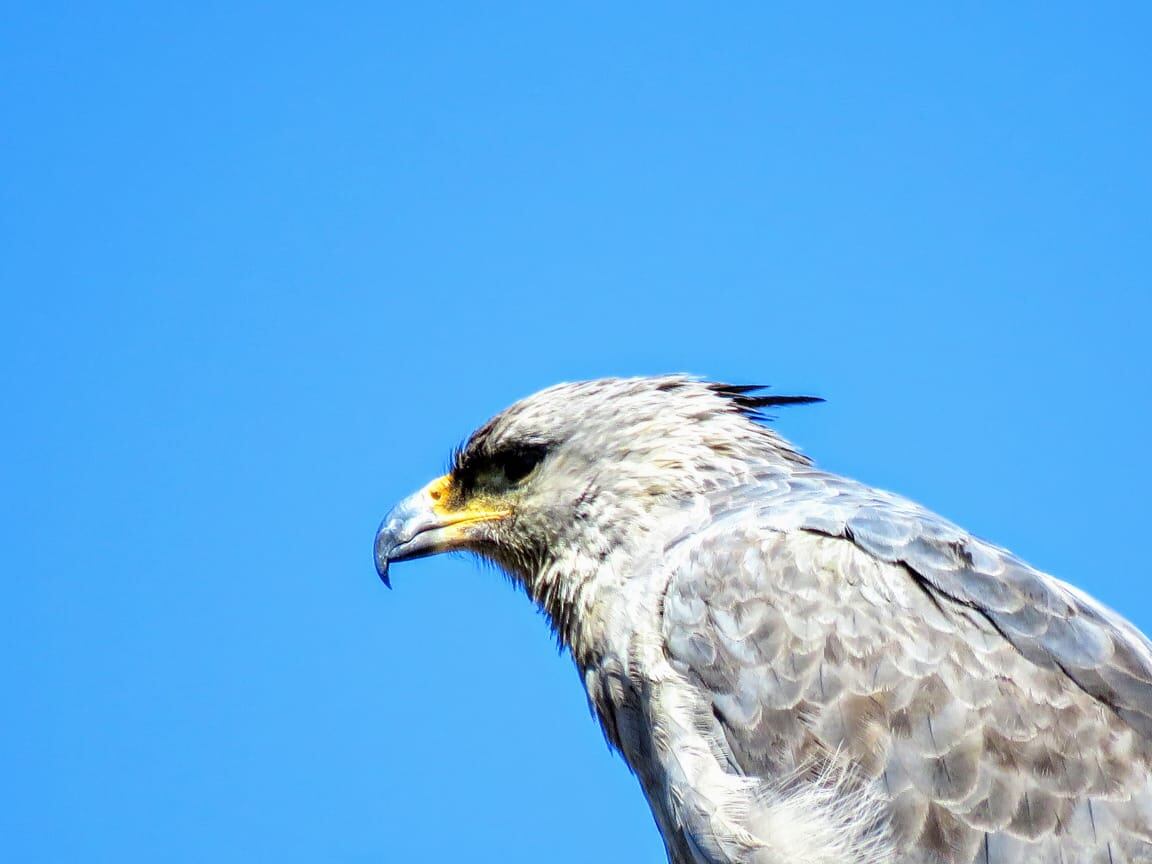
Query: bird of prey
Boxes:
[{"xmin": 374, "ymin": 376, "xmax": 1152, "ymax": 864}]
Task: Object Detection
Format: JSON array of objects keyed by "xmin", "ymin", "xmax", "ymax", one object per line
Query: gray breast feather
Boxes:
[{"xmin": 660, "ymin": 481, "xmax": 1152, "ymax": 863}]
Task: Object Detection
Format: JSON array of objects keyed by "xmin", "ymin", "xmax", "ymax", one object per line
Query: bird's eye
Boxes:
[{"xmin": 497, "ymin": 445, "xmax": 547, "ymax": 485}]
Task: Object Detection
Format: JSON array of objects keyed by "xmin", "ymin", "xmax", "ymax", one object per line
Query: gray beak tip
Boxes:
[
  {"xmin": 375, "ymin": 479, "xmax": 461, "ymax": 590},
  {"xmin": 375, "ymin": 543, "xmax": 392, "ymax": 590},
  {"xmin": 375, "ymin": 523, "xmax": 394, "ymax": 588}
]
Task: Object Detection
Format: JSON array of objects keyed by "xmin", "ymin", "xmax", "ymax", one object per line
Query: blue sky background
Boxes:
[{"xmin": 4, "ymin": 4, "xmax": 1150, "ymax": 862}]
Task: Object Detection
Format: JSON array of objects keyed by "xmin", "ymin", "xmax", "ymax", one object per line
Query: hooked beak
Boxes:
[{"xmin": 374, "ymin": 475, "xmax": 509, "ymax": 588}]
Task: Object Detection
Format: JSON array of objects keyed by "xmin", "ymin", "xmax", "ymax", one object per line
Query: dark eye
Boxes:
[{"xmin": 497, "ymin": 445, "xmax": 547, "ymax": 484}]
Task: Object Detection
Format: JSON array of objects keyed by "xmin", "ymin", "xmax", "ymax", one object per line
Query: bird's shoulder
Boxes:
[
  {"xmin": 675, "ymin": 468, "xmax": 1152, "ymax": 737},
  {"xmin": 656, "ymin": 472, "xmax": 1152, "ymax": 863}
]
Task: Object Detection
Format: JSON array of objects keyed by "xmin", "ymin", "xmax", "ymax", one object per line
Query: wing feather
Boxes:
[{"xmin": 660, "ymin": 480, "xmax": 1152, "ymax": 863}]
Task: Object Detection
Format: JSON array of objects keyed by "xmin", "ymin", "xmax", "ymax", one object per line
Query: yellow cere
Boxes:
[{"xmin": 426, "ymin": 474, "xmax": 510, "ymax": 524}]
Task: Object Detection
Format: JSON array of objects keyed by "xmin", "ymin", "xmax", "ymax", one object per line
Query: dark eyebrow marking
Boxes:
[{"xmin": 451, "ymin": 438, "xmax": 551, "ymax": 493}]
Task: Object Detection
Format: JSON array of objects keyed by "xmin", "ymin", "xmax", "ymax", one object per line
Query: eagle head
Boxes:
[{"xmin": 374, "ymin": 376, "xmax": 820, "ymax": 595}]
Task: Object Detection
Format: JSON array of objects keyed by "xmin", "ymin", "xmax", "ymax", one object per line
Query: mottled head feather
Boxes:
[
  {"xmin": 451, "ymin": 375, "xmax": 823, "ymax": 475},
  {"xmin": 435, "ymin": 376, "xmax": 827, "ymax": 646}
]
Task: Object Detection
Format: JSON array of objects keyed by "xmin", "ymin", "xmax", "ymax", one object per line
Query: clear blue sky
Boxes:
[{"xmin": 4, "ymin": 4, "xmax": 1150, "ymax": 862}]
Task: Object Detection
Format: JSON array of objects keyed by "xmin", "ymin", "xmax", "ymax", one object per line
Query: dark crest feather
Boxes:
[{"xmin": 708, "ymin": 382, "xmax": 824, "ymax": 421}]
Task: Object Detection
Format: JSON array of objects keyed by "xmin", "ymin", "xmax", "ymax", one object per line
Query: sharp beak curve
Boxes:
[{"xmin": 374, "ymin": 475, "xmax": 507, "ymax": 588}]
